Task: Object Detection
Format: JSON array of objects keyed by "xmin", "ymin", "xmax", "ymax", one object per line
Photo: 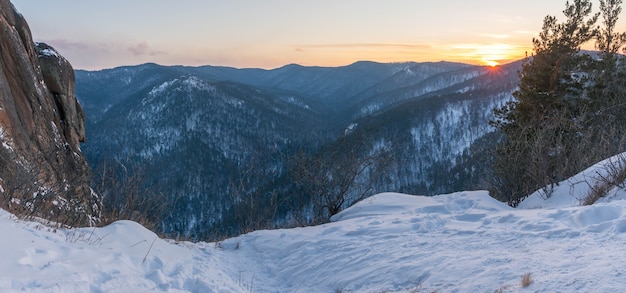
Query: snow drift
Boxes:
[{"xmin": 2, "ymin": 154, "xmax": 626, "ymax": 292}]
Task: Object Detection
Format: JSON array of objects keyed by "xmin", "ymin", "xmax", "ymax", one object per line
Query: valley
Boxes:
[{"xmin": 76, "ymin": 60, "xmax": 521, "ymax": 239}]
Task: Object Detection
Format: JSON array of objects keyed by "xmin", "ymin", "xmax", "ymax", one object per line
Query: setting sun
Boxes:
[
  {"xmin": 13, "ymin": 0, "xmax": 549, "ymax": 70},
  {"xmin": 484, "ymin": 60, "xmax": 500, "ymax": 67},
  {"xmin": 446, "ymin": 43, "xmax": 525, "ymax": 68},
  {"xmin": 477, "ymin": 43, "xmax": 517, "ymax": 67}
]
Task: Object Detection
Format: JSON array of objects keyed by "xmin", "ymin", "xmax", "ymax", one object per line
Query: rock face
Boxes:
[
  {"xmin": 0, "ymin": 0, "xmax": 101, "ymax": 225},
  {"xmin": 36, "ymin": 42, "xmax": 87, "ymax": 148}
]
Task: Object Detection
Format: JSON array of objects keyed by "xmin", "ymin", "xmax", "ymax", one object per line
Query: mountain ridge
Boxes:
[{"xmin": 75, "ymin": 58, "xmax": 522, "ymax": 238}]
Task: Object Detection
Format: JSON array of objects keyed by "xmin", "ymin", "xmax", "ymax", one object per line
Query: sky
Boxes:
[{"xmin": 10, "ymin": 0, "xmax": 624, "ymax": 70}]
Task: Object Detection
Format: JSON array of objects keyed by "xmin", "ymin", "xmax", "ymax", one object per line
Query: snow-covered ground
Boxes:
[{"xmin": 3, "ymin": 155, "xmax": 626, "ymax": 292}]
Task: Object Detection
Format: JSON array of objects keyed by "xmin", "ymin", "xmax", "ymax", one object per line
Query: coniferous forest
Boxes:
[{"xmin": 72, "ymin": 0, "xmax": 626, "ymax": 241}]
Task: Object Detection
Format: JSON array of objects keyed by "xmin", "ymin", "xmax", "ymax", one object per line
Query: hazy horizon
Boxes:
[{"xmin": 12, "ymin": 0, "xmax": 622, "ymax": 70}]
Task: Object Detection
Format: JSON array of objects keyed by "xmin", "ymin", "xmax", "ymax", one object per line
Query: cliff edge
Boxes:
[{"xmin": 0, "ymin": 0, "xmax": 101, "ymax": 225}]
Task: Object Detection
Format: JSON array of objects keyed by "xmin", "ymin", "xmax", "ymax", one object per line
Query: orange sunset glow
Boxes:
[{"xmin": 10, "ymin": 1, "xmax": 615, "ymax": 70}]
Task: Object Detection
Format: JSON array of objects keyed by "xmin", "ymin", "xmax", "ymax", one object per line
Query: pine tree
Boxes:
[
  {"xmin": 586, "ymin": 0, "xmax": 626, "ymax": 157},
  {"xmin": 591, "ymin": 0, "xmax": 626, "ymax": 109},
  {"xmin": 490, "ymin": 0, "xmax": 599, "ymax": 205},
  {"xmin": 596, "ymin": 0, "xmax": 626, "ymax": 55}
]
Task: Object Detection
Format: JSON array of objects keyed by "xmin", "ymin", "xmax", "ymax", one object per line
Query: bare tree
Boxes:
[
  {"xmin": 91, "ymin": 157, "xmax": 167, "ymax": 233},
  {"xmin": 290, "ymin": 138, "xmax": 393, "ymax": 224},
  {"xmin": 227, "ymin": 157, "xmax": 280, "ymax": 235}
]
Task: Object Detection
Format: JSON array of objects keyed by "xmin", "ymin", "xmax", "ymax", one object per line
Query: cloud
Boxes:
[
  {"xmin": 40, "ymin": 39, "xmax": 92, "ymax": 51},
  {"xmin": 441, "ymin": 43, "xmax": 528, "ymax": 65},
  {"xmin": 44, "ymin": 39, "xmax": 169, "ymax": 57},
  {"xmin": 513, "ymin": 30, "xmax": 537, "ymax": 36},
  {"xmin": 295, "ymin": 43, "xmax": 432, "ymax": 50},
  {"xmin": 480, "ymin": 33, "xmax": 510, "ymax": 39},
  {"xmin": 128, "ymin": 42, "xmax": 167, "ymax": 56}
]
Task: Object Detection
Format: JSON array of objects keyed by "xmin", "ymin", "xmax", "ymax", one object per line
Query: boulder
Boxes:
[{"xmin": 36, "ymin": 42, "xmax": 87, "ymax": 145}]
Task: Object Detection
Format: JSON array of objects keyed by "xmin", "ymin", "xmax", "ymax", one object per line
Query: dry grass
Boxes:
[
  {"xmin": 494, "ymin": 284, "xmax": 512, "ymax": 293},
  {"xmin": 493, "ymin": 285, "xmax": 513, "ymax": 293},
  {"xmin": 521, "ymin": 273, "xmax": 533, "ymax": 288},
  {"xmin": 582, "ymin": 154, "xmax": 626, "ymax": 205},
  {"xmin": 494, "ymin": 272, "xmax": 533, "ymax": 292}
]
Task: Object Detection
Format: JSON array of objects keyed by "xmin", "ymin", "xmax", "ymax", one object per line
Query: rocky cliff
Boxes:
[{"xmin": 0, "ymin": 0, "xmax": 100, "ymax": 225}]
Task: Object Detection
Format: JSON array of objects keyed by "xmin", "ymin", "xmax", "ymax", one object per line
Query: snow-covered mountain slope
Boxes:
[
  {"xmin": 3, "ymin": 156, "xmax": 626, "ymax": 292},
  {"xmin": 75, "ymin": 63, "xmax": 184, "ymax": 124},
  {"xmin": 76, "ymin": 60, "xmax": 520, "ymax": 238},
  {"xmin": 341, "ymin": 62, "xmax": 520, "ymax": 195},
  {"xmin": 194, "ymin": 61, "xmax": 417, "ymax": 105},
  {"xmin": 347, "ymin": 60, "xmax": 521, "ymax": 118},
  {"xmin": 82, "ymin": 73, "xmax": 331, "ymax": 238}
]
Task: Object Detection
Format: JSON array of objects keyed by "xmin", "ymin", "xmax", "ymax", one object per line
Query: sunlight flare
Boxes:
[
  {"xmin": 447, "ymin": 43, "xmax": 523, "ymax": 66},
  {"xmin": 485, "ymin": 60, "xmax": 500, "ymax": 67}
]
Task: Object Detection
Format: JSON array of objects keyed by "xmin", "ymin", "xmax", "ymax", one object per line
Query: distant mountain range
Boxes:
[{"xmin": 75, "ymin": 60, "xmax": 522, "ymax": 239}]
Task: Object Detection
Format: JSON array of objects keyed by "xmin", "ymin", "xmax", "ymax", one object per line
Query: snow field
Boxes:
[
  {"xmin": 0, "ymin": 215, "xmax": 242, "ymax": 292},
  {"xmin": 221, "ymin": 192, "xmax": 626, "ymax": 292},
  {"xmin": 2, "ymin": 154, "xmax": 626, "ymax": 292}
]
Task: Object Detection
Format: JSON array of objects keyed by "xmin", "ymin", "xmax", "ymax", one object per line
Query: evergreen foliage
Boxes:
[{"xmin": 491, "ymin": 0, "xmax": 626, "ymax": 205}]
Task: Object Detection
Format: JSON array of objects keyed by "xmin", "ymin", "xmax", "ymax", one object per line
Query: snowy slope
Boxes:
[
  {"xmin": 0, "ymin": 213, "xmax": 242, "ymax": 292},
  {"xmin": 3, "ymin": 158, "xmax": 626, "ymax": 292},
  {"xmin": 519, "ymin": 153, "xmax": 626, "ymax": 209}
]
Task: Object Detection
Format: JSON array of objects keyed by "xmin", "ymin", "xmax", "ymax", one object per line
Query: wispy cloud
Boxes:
[
  {"xmin": 448, "ymin": 43, "xmax": 516, "ymax": 55},
  {"xmin": 513, "ymin": 30, "xmax": 537, "ymax": 36},
  {"xmin": 128, "ymin": 42, "xmax": 167, "ymax": 56},
  {"xmin": 294, "ymin": 43, "xmax": 432, "ymax": 51},
  {"xmin": 441, "ymin": 43, "xmax": 527, "ymax": 65},
  {"xmin": 41, "ymin": 39, "xmax": 90, "ymax": 51},
  {"xmin": 481, "ymin": 33, "xmax": 510, "ymax": 39}
]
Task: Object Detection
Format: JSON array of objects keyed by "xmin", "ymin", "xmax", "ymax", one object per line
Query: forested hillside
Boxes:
[{"xmin": 76, "ymin": 60, "xmax": 520, "ymax": 239}]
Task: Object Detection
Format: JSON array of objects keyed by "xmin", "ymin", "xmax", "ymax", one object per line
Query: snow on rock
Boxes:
[
  {"xmin": 148, "ymin": 79, "xmax": 178, "ymax": 97},
  {"xmin": 34, "ymin": 42, "xmax": 60, "ymax": 58},
  {"xmin": 344, "ymin": 122, "xmax": 358, "ymax": 136},
  {"xmin": 2, "ymin": 190, "xmax": 626, "ymax": 291}
]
